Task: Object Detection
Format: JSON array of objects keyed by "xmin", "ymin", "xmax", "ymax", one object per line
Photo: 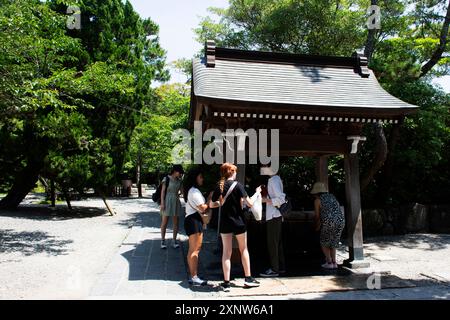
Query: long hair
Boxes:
[
  {"xmin": 183, "ymin": 167, "xmax": 203, "ymax": 201},
  {"xmin": 219, "ymin": 163, "xmax": 237, "ymax": 194}
]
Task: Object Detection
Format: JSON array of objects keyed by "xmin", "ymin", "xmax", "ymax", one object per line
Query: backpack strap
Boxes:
[{"xmin": 222, "ymin": 181, "xmax": 238, "ymax": 204}]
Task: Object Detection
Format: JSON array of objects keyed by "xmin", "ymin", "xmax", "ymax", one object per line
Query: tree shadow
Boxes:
[
  {"xmin": 0, "ymin": 205, "xmax": 108, "ymax": 221},
  {"xmin": 116, "ymin": 209, "xmax": 448, "ymax": 298},
  {"xmin": 297, "ymin": 65, "xmax": 331, "ymax": 83},
  {"xmin": 364, "ymin": 234, "xmax": 450, "ymax": 251},
  {"xmin": 0, "ymin": 229, "xmax": 73, "ymax": 256}
]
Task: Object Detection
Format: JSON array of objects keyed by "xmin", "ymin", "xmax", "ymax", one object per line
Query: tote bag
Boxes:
[{"xmin": 250, "ymin": 192, "xmax": 262, "ymax": 221}]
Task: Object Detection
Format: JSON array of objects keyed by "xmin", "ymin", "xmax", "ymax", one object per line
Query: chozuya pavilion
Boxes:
[{"xmin": 189, "ymin": 40, "xmax": 418, "ymax": 268}]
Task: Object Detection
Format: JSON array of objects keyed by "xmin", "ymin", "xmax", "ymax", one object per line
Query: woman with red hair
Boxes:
[{"xmin": 209, "ymin": 163, "xmax": 262, "ymax": 291}]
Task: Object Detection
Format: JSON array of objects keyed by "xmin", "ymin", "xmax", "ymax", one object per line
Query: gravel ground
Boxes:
[{"xmin": 0, "ymin": 195, "xmax": 153, "ymax": 300}]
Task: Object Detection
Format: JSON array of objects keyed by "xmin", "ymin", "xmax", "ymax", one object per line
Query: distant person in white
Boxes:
[
  {"xmin": 260, "ymin": 165, "xmax": 286, "ymax": 277},
  {"xmin": 183, "ymin": 168, "xmax": 209, "ymax": 286}
]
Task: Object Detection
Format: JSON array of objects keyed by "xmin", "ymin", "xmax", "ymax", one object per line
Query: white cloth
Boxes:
[
  {"xmin": 266, "ymin": 175, "xmax": 285, "ymax": 221},
  {"xmin": 185, "ymin": 187, "xmax": 205, "ymax": 217},
  {"xmin": 250, "ymin": 192, "xmax": 263, "ymax": 221}
]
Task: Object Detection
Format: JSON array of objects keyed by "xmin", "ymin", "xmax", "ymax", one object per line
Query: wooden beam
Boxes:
[
  {"xmin": 344, "ymin": 153, "xmax": 369, "ymax": 268},
  {"xmin": 279, "ymin": 134, "xmax": 348, "ymax": 155},
  {"xmin": 196, "ymin": 96, "xmax": 417, "ymax": 119}
]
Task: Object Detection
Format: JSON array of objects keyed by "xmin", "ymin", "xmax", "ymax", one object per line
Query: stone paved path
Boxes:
[{"xmin": 89, "ymin": 200, "xmax": 450, "ymax": 300}]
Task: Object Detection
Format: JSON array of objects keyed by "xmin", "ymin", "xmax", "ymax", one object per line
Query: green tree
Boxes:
[
  {"xmin": 123, "ymin": 83, "xmax": 190, "ymax": 196},
  {"xmin": 0, "ymin": 0, "xmax": 168, "ymax": 209}
]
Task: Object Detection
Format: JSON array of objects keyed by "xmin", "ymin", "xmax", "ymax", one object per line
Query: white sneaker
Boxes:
[
  {"xmin": 189, "ymin": 276, "xmax": 207, "ymax": 286},
  {"xmin": 160, "ymin": 240, "xmax": 167, "ymax": 249},
  {"xmin": 172, "ymin": 240, "xmax": 180, "ymax": 249},
  {"xmin": 321, "ymin": 262, "xmax": 334, "ymax": 269}
]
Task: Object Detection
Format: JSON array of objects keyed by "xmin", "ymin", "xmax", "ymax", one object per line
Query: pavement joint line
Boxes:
[{"xmin": 419, "ymin": 273, "xmax": 450, "ymax": 286}]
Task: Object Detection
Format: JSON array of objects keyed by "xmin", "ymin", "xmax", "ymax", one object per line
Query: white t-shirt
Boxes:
[
  {"xmin": 266, "ymin": 175, "xmax": 286, "ymax": 221},
  {"xmin": 185, "ymin": 187, "xmax": 206, "ymax": 217}
]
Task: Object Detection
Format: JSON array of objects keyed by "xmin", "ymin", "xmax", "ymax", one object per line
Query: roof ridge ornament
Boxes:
[
  {"xmin": 353, "ymin": 51, "xmax": 370, "ymax": 78},
  {"xmin": 205, "ymin": 40, "xmax": 216, "ymax": 68}
]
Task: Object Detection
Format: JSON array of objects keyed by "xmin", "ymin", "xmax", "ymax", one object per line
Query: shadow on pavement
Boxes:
[{"xmin": 0, "ymin": 229, "xmax": 73, "ymax": 256}]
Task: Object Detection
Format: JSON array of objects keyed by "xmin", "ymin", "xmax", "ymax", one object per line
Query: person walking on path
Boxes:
[
  {"xmin": 260, "ymin": 166, "xmax": 286, "ymax": 277},
  {"xmin": 311, "ymin": 182, "xmax": 345, "ymax": 269},
  {"xmin": 209, "ymin": 163, "xmax": 262, "ymax": 292},
  {"xmin": 160, "ymin": 164, "xmax": 184, "ymax": 249},
  {"xmin": 183, "ymin": 168, "xmax": 208, "ymax": 286}
]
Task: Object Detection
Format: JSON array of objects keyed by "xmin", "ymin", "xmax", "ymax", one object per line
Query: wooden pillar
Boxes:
[
  {"xmin": 344, "ymin": 153, "xmax": 369, "ymax": 268},
  {"xmin": 315, "ymin": 156, "xmax": 329, "ymax": 188}
]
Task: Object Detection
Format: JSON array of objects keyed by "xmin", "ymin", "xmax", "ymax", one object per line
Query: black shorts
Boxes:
[
  {"xmin": 184, "ymin": 212, "xmax": 204, "ymax": 236},
  {"xmin": 220, "ymin": 215, "xmax": 247, "ymax": 235}
]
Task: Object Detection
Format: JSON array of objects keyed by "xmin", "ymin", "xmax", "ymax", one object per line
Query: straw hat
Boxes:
[{"xmin": 310, "ymin": 182, "xmax": 328, "ymax": 194}]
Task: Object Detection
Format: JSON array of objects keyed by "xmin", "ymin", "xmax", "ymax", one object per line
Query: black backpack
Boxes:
[{"xmin": 152, "ymin": 176, "xmax": 170, "ymax": 204}]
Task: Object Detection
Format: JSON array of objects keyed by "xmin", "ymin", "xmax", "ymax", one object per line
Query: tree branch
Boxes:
[
  {"xmin": 361, "ymin": 123, "xmax": 388, "ymax": 192},
  {"xmin": 420, "ymin": 0, "xmax": 450, "ymax": 78}
]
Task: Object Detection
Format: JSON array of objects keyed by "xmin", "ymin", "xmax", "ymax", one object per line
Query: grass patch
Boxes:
[
  {"xmin": 37, "ymin": 200, "xmax": 65, "ymax": 205},
  {"xmin": 33, "ymin": 181, "xmax": 46, "ymax": 193}
]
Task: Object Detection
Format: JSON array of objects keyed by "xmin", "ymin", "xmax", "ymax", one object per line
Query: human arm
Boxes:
[
  {"xmin": 314, "ymin": 198, "xmax": 321, "ymax": 231},
  {"xmin": 207, "ymin": 189, "xmax": 222, "ymax": 209},
  {"xmin": 160, "ymin": 180, "xmax": 166, "ymax": 211},
  {"xmin": 244, "ymin": 186, "xmax": 262, "ymax": 208},
  {"xmin": 189, "ymin": 189, "xmax": 209, "ymax": 213}
]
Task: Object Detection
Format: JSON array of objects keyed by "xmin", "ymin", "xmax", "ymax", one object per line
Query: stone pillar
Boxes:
[{"xmin": 344, "ymin": 153, "xmax": 369, "ymax": 268}]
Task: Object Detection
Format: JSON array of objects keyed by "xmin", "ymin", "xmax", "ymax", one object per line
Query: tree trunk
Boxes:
[
  {"xmin": 97, "ymin": 189, "xmax": 116, "ymax": 216},
  {"xmin": 360, "ymin": 1, "xmax": 389, "ymax": 191},
  {"xmin": 0, "ymin": 159, "xmax": 43, "ymax": 210},
  {"xmin": 420, "ymin": 1, "xmax": 450, "ymax": 78},
  {"xmin": 361, "ymin": 123, "xmax": 388, "ymax": 192},
  {"xmin": 364, "ymin": 0, "xmax": 379, "ymax": 61},
  {"xmin": 63, "ymin": 189, "xmax": 72, "ymax": 210},
  {"xmin": 50, "ymin": 179, "xmax": 56, "ymax": 208},
  {"xmin": 137, "ymin": 147, "xmax": 143, "ymax": 198},
  {"xmin": 376, "ymin": 123, "xmax": 402, "ymax": 202},
  {"xmin": 39, "ymin": 176, "xmax": 49, "ymax": 195},
  {"xmin": 102, "ymin": 196, "xmax": 116, "ymax": 216}
]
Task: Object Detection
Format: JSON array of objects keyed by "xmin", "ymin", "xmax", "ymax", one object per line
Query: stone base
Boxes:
[{"xmin": 343, "ymin": 259, "xmax": 370, "ymax": 269}]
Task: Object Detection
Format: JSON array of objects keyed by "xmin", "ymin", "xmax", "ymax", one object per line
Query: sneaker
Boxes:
[
  {"xmin": 189, "ymin": 276, "xmax": 207, "ymax": 286},
  {"xmin": 220, "ymin": 281, "xmax": 231, "ymax": 292},
  {"xmin": 160, "ymin": 240, "xmax": 167, "ymax": 249},
  {"xmin": 259, "ymin": 269, "xmax": 279, "ymax": 277},
  {"xmin": 244, "ymin": 277, "xmax": 260, "ymax": 288},
  {"xmin": 172, "ymin": 240, "xmax": 180, "ymax": 249},
  {"xmin": 333, "ymin": 263, "xmax": 339, "ymax": 269},
  {"xmin": 321, "ymin": 262, "xmax": 334, "ymax": 269}
]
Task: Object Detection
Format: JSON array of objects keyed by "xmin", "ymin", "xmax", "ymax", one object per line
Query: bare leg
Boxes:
[
  {"xmin": 330, "ymin": 248, "xmax": 337, "ymax": 264},
  {"xmin": 172, "ymin": 216, "xmax": 179, "ymax": 240},
  {"xmin": 236, "ymin": 232, "xmax": 251, "ymax": 277},
  {"xmin": 321, "ymin": 246, "xmax": 332, "ymax": 263},
  {"xmin": 161, "ymin": 216, "xmax": 169, "ymax": 241},
  {"xmin": 221, "ymin": 233, "xmax": 233, "ymax": 281},
  {"xmin": 187, "ymin": 233, "xmax": 203, "ymax": 277}
]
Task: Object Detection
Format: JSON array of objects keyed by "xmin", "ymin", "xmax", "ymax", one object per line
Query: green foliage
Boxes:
[
  {"xmin": 383, "ymin": 81, "xmax": 449, "ymax": 204},
  {"xmin": 0, "ymin": 0, "xmax": 168, "ymax": 199},
  {"xmin": 196, "ymin": 0, "xmax": 367, "ymax": 55},
  {"xmin": 123, "ymin": 83, "xmax": 190, "ymax": 180}
]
